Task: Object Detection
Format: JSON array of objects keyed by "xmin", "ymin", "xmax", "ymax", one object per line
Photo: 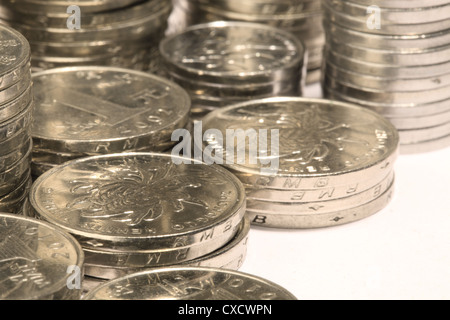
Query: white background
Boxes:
[{"xmin": 239, "ymin": 83, "xmax": 450, "ymax": 300}]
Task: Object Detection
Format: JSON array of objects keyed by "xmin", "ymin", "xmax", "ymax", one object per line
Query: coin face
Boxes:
[
  {"xmin": 29, "ymin": 153, "xmax": 246, "ymax": 249},
  {"xmin": 82, "ymin": 266, "xmax": 297, "ymax": 300},
  {"xmin": 31, "ymin": 67, "xmax": 190, "ymax": 154},
  {"xmin": 160, "ymin": 21, "xmax": 305, "ymax": 83},
  {"xmin": 0, "ymin": 213, "xmax": 84, "ymax": 300},
  {"xmin": 200, "ymin": 97, "xmax": 399, "ymax": 184}
]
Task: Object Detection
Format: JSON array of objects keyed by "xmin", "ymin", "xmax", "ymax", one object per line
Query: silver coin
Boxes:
[
  {"xmin": 399, "ymin": 133, "xmax": 450, "ymax": 154},
  {"xmin": 82, "ymin": 266, "xmax": 297, "ymax": 300},
  {"xmin": 323, "ymin": 48, "xmax": 450, "ymax": 79},
  {"xmin": 322, "ymin": 86, "xmax": 450, "ymax": 118},
  {"xmin": 0, "ymin": 24, "xmax": 31, "ymax": 90},
  {"xmin": 0, "ymin": 137, "xmax": 32, "ymax": 173},
  {"xmin": 246, "ymin": 171, "xmax": 394, "ymax": 215},
  {"xmin": 31, "ymin": 66, "xmax": 190, "ymax": 155},
  {"xmin": 29, "ymin": 152, "xmax": 246, "ymax": 252},
  {"xmin": 247, "ymin": 179, "xmax": 395, "ymax": 229},
  {"xmin": 159, "ymin": 21, "xmax": 306, "ymax": 85},
  {"xmin": 0, "ymin": 172, "xmax": 32, "ymax": 205},
  {"xmin": 322, "ymin": 74, "xmax": 450, "ymax": 105},
  {"xmin": 347, "ymin": 0, "xmax": 449, "ymax": 9},
  {"xmin": 323, "ymin": 21, "xmax": 450, "ymax": 50},
  {"xmin": 323, "ymin": 60, "xmax": 450, "ymax": 92},
  {"xmin": 3, "ymin": 0, "xmax": 146, "ymax": 14},
  {"xmin": 0, "ymin": 123, "xmax": 31, "ymax": 160},
  {"xmin": 198, "ymin": 97, "xmax": 399, "ymax": 189},
  {"xmin": 0, "ymin": 177, "xmax": 31, "ymax": 214},
  {"xmin": 82, "ymin": 216, "xmax": 250, "ymax": 279},
  {"xmin": 323, "ymin": 0, "xmax": 450, "ymax": 25},
  {"xmin": 0, "ymin": 139, "xmax": 32, "ymax": 197},
  {"xmin": 398, "ymin": 121, "xmax": 450, "ymax": 144},
  {"xmin": 0, "ymin": 213, "xmax": 84, "ymax": 300},
  {"xmin": 0, "ymin": 84, "xmax": 33, "ymax": 123},
  {"xmin": 0, "ymin": 71, "xmax": 31, "ymax": 105},
  {"xmin": 0, "ymin": 99, "xmax": 34, "ymax": 143},
  {"xmin": 386, "ymin": 109, "xmax": 450, "ymax": 130}
]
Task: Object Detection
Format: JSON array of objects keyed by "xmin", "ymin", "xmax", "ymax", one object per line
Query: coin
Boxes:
[
  {"xmin": 30, "ymin": 66, "xmax": 191, "ymax": 155},
  {"xmin": 29, "ymin": 153, "xmax": 246, "ymax": 252},
  {"xmin": 82, "ymin": 266, "xmax": 297, "ymax": 300},
  {"xmin": 198, "ymin": 97, "xmax": 399, "ymax": 189},
  {"xmin": 0, "ymin": 84, "xmax": 33, "ymax": 123},
  {"xmin": 82, "ymin": 216, "xmax": 250, "ymax": 279},
  {"xmin": 0, "ymin": 213, "xmax": 84, "ymax": 300}
]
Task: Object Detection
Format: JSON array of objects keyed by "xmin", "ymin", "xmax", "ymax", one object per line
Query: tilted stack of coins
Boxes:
[
  {"xmin": 27, "ymin": 153, "xmax": 249, "ymax": 291},
  {"xmin": 82, "ymin": 266, "xmax": 297, "ymax": 300},
  {"xmin": 167, "ymin": 0, "xmax": 325, "ymax": 84},
  {"xmin": 197, "ymin": 97, "xmax": 399, "ymax": 229},
  {"xmin": 321, "ymin": 0, "xmax": 450, "ymax": 153},
  {"xmin": 0, "ymin": 24, "xmax": 33, "ymax": 215},
  {"xmin": 0, "ymin": 213, "xmax": 85, "ymax": 300},
  {"xmin": 29, "ymin": 66, "xmax": 191, "ymax": 179},
  {"xmin": 0, "ymin": 0, "xmax": 172, "ymax": 74},
  {"xmin": 159, "ymin": 21, "xmax": 306, "ymax": 119}
]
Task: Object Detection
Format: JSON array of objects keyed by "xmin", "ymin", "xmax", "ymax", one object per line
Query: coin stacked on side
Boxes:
[
  {"xmin": 0, "ymin": 213, "xmax": 85, "ymax": 300},
  {"xmin": 82, "ymin": 266, "xmax": 297, "ymax": 300},
  {"xmin": 197, "ymin": 97, "xmax": 399, "ymax": 229},
  {"xmin": 321, "ymin": 0, "xmax": 450, "ymax": 153},
  {"xmin": 0, "ymin": 24, "xmax": 33, "ymax": 215},
  {"xmin": 29, "ymin": 66, "xmax": 191, "ymax": 179},
  {"xmin": 0, "ymin": 0, "xmax": 172, "ymax": 74},
  {"xmin": 27, "ymin": 153, "xmax": 248, "ymax": 292},
  {"xmin": 159, "ymin": 21, "xmax": 306, "ymax": 119},
  {"xmin": 168, "ymin": 0, "xmax": 324, "ymax": 84}
]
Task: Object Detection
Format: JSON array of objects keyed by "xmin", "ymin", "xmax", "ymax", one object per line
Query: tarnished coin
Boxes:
[
  {"xmin": 0, "ymin": 24, "xmax": 30, "ymax": 91},
  {"xmin": 0, "ymin": 213, "xmax": 84, "ymax": 300},
  {"xmin": 31, "ymin": 67, "xmax": 191, "ymax": 155},
  {"xmin": 82, "ymin": 217, "xmax": 250, "ymax": 279},
  {"xmin": 29, "ymin": 152, "xmax": 246, "ymax": 252},
  {"xmin": 82, "ymin": 266, "xmax": 297, "ymax": 300},
  {"xmin": 198, "ymin": 97, "xmax": 399, "ymax": 189}
]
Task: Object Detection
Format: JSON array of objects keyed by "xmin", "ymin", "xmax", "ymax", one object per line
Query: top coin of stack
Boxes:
[
  {"xmin": 160, "ymin": 21, "xmax": 306, "ymax": 118},
  {"xmin": 0, "ymin": 0, "xmax": 173, "ymax": 74},
  {"xmin": 82, "ymin": 266, "xmax": 297, "ymax": 300},
  {"xmin": 321, "ymin": 0, "xmax": 450, "ymax": 153},
  {"xmin": 27, "ymin": 152, "xmax": 247, "ymax": 284},
  {"xmin": 168, "ymin": 0, "xmax": 325, "ymax": 84},
  {"xmin": 29, "ymin": 66, "xmax": 191, "ymax": 179},
  {"xmin": 0, "ymin": 24, "xmax": 33, "ymax": 215},
  {"xmin": 197, "ymin": 97, "xmax": 399, "ymax": 229}
]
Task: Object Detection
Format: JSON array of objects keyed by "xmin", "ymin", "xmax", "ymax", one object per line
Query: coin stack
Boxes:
[
  {"xmin": 29, "ymin": 66, "xmax": 191, "ymax": 179},
  {"xmin": 0, "ymin": 24, "xmax": 33, "ymax": 215},
  {"xmin": 0, "ymin": 0, "xmax": 172, "ymax": 74},
  {"xmin": 0, "ymin": 213, "xmax": 85, "ymax": 300},
  {"xmin": 160, "ymin": 21, "xmax": 306, "ymax": 119},
  {"xmin": 321, "ymin": 0, "xmax": 450, "ymax": 153},
  {"xmin": 27, "ymin": 153, "xmax": 248, "ymax": 288},
  {"xmin": 198, "ymin": 97, "xmax": 399, "ymax": 229},
  {"xmin": 168, "ymin": 0, "xmax": 325, "ymax": 84},
  {"xmin": 82, "ymin": 266, "xmax": 297, "ymax": 300}
]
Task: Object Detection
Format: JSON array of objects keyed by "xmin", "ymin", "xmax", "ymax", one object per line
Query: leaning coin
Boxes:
[
  {"xmin": 30, "ymin": 67, "xmax": 190, "ymax": 155},
  {"xmin": 0, "ymin": 213, "xmax": 84, "ymax": 300},
  {"xmin": 82, "ymin": 266, "xmax": 297, "ymax": 300},
  {"xmin": 198, "ymin": 97, "xmax": 399, "ymax": 189},
  {"xmin": 29, "ymin": 152, "xmax": 246, "ymax": 252}
]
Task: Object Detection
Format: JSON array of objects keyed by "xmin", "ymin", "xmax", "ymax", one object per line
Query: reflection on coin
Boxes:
[
  {"xmin": 82, "ymin": 266, "xmax": 297, "ymax": 300},
  {"xmin": 0, "ymin": 213, "xmax": 84, "ymax": 300}
]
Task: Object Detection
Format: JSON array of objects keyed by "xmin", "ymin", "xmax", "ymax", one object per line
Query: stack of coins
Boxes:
[
  {"xmin": 321, "ymin": 0, "xmax": 450, "ymax": 153},
  {"xmin": 197, "ymin": 97, "xmax": 399, "ymax": 229},
  {"xmin": 0, "ymin": 213, "xmax": 85, "ymax": 300},
  {"xmin": 0, "ymin": 24, "xmax": 33, "ymax": 215},
  {"xmin": 0, "ymin": 0, "xmax": 172, "ymax": 74},
  {"xmin": 29, "ymin": 66, "xmax": 191, "ymax": 179},
  {"xmin": 160, "ymin": 21, "xmax": 306, "ymax": 119},
  {"xmin": 27, "ymin": 153, "xmax": 248, "ymax": 287},
  {"xmin": 168, "ymin": 0, "xmax": 324, "ymax": 84},
  {"xmin": 82, "ymin": 266, "xmax": 297, "ymax": 300}
]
